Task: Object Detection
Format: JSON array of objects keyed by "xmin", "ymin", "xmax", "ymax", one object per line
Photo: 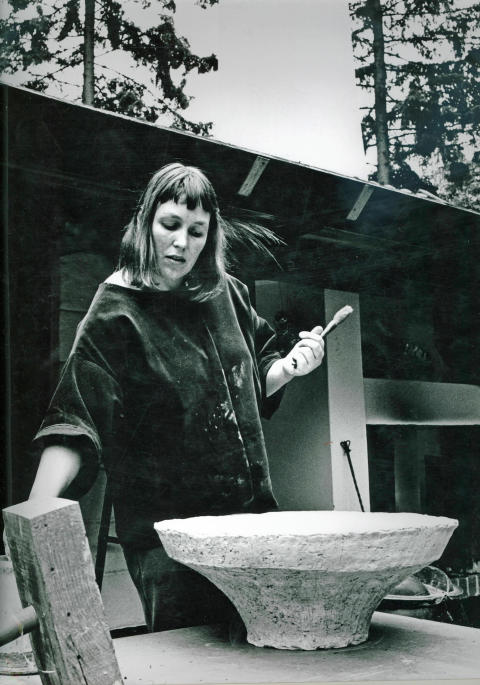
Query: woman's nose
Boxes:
[{"xmin": 172, "ymin": 227, "xmax": 188, "ymax": 249}]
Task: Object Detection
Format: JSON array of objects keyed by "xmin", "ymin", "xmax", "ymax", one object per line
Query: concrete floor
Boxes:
[{"xmin": 100, "ymin": 541, "xmax": 145, "ymax": 630}]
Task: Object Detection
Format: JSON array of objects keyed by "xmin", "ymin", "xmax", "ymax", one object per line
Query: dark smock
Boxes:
[
  {"xmin": 34, "ymin": 274, "xmax": 284, "ymax": 631},
  {"xmin": 34, "ymin": 275, "xmax": 283, "ymax": 553}
]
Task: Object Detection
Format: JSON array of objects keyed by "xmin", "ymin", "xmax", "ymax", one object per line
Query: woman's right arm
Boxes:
[
  {"xmin": 29, "ymin": 444, "xmax": 82, "ymax": 499},
  {"xmin": 3, "ymin": 444, "xmax": 83, "ymax": 555}
]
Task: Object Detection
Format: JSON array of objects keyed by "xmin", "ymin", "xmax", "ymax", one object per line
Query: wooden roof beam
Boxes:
[
  {"xmin": 237, "ymin": 156, "xmax": 270, "ymax": 197},
  {"xmin": 346, "ymin": 184, "xmax": 375, "ymax": 221}
]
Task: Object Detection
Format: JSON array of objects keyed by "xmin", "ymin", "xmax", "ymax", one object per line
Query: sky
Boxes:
[
  {"xmin": 171, "ymin": 0, "xmax": 368, "ymax": 179},
  {"xmin": 3, "ymin": 0, "xmax": 369, "ymax": 180}
]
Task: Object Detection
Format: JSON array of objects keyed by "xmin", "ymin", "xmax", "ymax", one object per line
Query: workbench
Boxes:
[{"xmin": 1, "ymin": 611, "xmax": 478, "ymax": 685}]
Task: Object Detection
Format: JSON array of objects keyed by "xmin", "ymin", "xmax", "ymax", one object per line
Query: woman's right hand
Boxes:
[{"xmin": 282, "ymin": 325, "xmax": 325, "ymax": 377}]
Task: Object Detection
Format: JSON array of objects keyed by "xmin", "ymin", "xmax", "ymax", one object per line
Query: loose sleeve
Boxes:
[{"xmin": 34, "ymin": 353, "xmax": 124, "ymax": 467}]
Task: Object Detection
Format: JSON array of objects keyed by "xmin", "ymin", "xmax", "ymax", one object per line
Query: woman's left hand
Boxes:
[{"xmin": 282, "ymin": 325, "xmax": 325, "ymax": 377}]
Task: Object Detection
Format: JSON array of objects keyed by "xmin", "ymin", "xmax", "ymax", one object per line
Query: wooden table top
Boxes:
[{"xmin": 1, "ymin": 611, "xmax": 479, "ymax": 684}]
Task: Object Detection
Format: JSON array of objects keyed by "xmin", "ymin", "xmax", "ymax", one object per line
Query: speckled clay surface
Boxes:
[{"xmin": 155, "ymin": 511, "xmax": 458, "ymax": 650}]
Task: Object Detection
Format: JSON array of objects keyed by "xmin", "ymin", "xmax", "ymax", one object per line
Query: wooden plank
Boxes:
[
  {"xmin": 364, "ymin": 378, "xmax": 480, "ymax": 425},
  {"xmin": 256, "ymin": 280, "xmax": 334, "ymax": 510},
  {"xmin": 323, "ymin": 289, "xmax": 370, "ymax": 510},
  {"xmin": 346, "ymin": 183, "xmax": 374, "ymax": 221},
  {"xmin": 257, "ymin": 282, "xmax": 369, "ymax": 511},
  {"xmin": 237, "ymin": 157, "xmax": 269, "ymax": 196},
  {"xmin": 3, "ymin": 497, "xmax": 122, "ymax": 685}
]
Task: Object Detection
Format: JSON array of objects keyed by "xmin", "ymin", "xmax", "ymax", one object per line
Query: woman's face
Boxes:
[{"xmin": 151, "ymin": 199, "xmax": 210, "ymax": 290}]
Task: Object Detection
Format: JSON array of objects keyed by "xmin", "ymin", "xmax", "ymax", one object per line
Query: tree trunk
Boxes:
[
  {"xmin": 82, "ymin": 0, "xmax": 95, "ymax": 105},
  {"xmin": 366, "ymin": 0, "xmax": 390, "ymax": 185}
]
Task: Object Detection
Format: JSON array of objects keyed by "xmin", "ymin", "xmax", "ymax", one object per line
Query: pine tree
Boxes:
[
  {"xmin": 0, "ymin": 0, "xmax": 220, "ymax": 135},
  {"xmin": 350, "ymin": 0, "xmax": 480, "ymax": 211}
]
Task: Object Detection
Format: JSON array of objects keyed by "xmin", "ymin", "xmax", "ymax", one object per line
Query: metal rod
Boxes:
[{"xmin": 340, "ymin": 440, "xmax": 365, "ymax": 512}]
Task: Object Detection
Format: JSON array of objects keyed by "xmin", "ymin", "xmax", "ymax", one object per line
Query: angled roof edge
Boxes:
[{"xmin": 2, "ymin": 81, "xmax": 479, "ymax": 218}]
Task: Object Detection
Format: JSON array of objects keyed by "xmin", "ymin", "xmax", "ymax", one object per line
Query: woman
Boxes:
[{"xmin": 28, "ymin": 163, "xmax": 325, "ymax": 633}]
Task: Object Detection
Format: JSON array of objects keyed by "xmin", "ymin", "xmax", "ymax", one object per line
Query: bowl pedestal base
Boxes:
[{"xmin": 191, "ymin": 564, "xmax": 424, "ymax": 650}]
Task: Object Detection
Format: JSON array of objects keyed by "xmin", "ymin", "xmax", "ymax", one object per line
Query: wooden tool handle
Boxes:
[
  {"xmin": 320, "ymin": 305, "xmax": 353, "ymax": 339},
  {"xmin": 0, "ymin": 605, "xmax": 38, "ymax": 648}
]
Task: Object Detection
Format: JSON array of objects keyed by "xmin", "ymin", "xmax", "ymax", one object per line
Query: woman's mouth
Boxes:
[{"xmin": 165, "ymin": 255, "xmax": 186, "ymax": 263}]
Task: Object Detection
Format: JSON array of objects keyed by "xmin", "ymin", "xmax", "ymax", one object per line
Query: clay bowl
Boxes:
[{"xmin": 154, "ymin": 511, "xmax": 458, "ymax": 650}]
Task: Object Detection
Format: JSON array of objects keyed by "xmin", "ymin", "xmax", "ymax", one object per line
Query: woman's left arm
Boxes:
[{"xmin": 266, "ymin": 325, "xmax": 325, "ymax": 397}]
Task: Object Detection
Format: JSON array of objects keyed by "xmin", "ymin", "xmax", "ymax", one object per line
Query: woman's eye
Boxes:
[
  {"xmin": 161, "ymin": 221, "xmax": 178, "ymax": 230},
  {"xmin": 190, "ymin": 230, "xmax": 204, "ymax": 238}
]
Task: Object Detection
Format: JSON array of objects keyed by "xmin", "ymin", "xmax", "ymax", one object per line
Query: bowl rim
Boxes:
[{"xmin": 154, "ymin": 510, "xmax": 459, "ymax": 539}]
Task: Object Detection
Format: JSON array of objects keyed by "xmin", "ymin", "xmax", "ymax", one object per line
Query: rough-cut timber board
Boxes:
[{"xmin": 3, "ymin": 498, "xmax": 122, "ymax": 685}]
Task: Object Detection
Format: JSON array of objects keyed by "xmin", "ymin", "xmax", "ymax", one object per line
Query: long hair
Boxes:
[
  {"xmin": 119, "ymin": 163, "xmax": 226, "ymax": 301},
  {"xmin": 119, "ymin": 162, "xmax": 284, "ymax": 301}
]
